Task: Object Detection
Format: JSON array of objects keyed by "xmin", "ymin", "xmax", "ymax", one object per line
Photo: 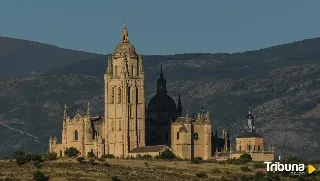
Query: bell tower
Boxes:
[{"xmin": 104, "ymin": 24, "xmax": 145, "ymax": 157}]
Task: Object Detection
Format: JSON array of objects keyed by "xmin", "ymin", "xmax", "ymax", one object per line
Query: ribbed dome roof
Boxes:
[
  {"xmin": 113, "ymin": 42, "xmax": 136, "ymax": 55},
  {"xmin": 148, "ymin": 94, "xmax": 177, "ymax": 112}
]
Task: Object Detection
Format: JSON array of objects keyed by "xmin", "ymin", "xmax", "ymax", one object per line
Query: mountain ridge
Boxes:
[{"xmin": 0, "ymin": 36, "xmax": 320, "ymax": 160}]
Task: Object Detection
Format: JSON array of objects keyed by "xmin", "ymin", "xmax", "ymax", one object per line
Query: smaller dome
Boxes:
[{"xmin": 148, "ymin": 94, "xmax": 177, "ymax": 112}]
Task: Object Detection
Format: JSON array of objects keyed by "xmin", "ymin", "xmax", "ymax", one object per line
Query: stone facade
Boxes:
[
  {"xmin": 171, "ymin": 110, "xmax": 212, "ymax": 160},
  {"xmin": 49, "ymin": 24, "xmax": 145, "ymax": 158},
  {"xmin": 49, "ymin": 104, "xmax": 105, "ymax": 157},
  {"xmin": 214, "ymin": 103, "xmax": 275, "ymax": 162}
]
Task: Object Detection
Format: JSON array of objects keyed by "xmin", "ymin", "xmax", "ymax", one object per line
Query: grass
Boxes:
[{"xmin": 0, "ymin": 159, "xmax": 318, "ymax": 181}]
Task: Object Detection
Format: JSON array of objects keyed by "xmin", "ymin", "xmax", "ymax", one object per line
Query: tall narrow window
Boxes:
[
  {"xmin": 136, "ymin": 87, "xmax": 139, "ymax": 104},
  {"xmin": 74, "ymin": 130, "xmax": 78, "ymax": 141},
  {"xmin": 258, "ymin": 145, "xmax": 261, "ymax": 151},
  {"xmin": 177, "ymin": 132, "xmax": 179, "ymax": 139},
  {"xmin": 239, "ymin": 145, "xmax": 242, "ymax": 151},
  {"xmin": 111, "ymin": 88, "xmax": 115, "ymax": 103},
  {"xmin": 118, "ymin": 87, "xmax": 121, "ymax": 103},
  {"xmin": 118, "ymin": 120, "xmax": 121, "ymax": 130},
  {"xmin": 254, "ymin": 145, "xmax": 256, "ymax": 151},
  {"xmin": 114, "ymin": 65, "xmax": 118, "ymax": 76},
  {"xmin": 131, "ymin": 65, "xmax": 134, "ymax": 76},
  {"xmin": 127, "ymin": 87, "xmax": 131, "ymax": 103}
]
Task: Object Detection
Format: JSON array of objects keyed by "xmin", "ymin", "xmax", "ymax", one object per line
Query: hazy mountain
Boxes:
[
  {"xmin": 0, "ymin": 37, "xmax": 320, "ymax": 160},
  {"xmin": 0, "ymin": 36, "xmax": 101, "ymax": 77}
]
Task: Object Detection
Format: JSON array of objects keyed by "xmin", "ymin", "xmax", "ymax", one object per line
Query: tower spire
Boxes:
[
  {"xmin": 248, "ymin": 101, "xmax": 251, "ymax": 114},
  {"xmin": 160, "ymin": 64, "xmax": 163, "ymax": 78},
  {"xmin": 87, "ymin": 101, "xmax": 90, "ymax": 117},
  {"xmin": 63, "ymin": 104, "xmax": 68, "ymax": 118}
]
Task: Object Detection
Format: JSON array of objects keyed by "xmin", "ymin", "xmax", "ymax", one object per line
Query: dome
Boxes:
[
  {"xmin": 113, "ymin": 42, "xmax": 137, "ymax": 55},
  {"xmin": 148, "ymin": 94, "xmax": 177, "ymax": 112}
]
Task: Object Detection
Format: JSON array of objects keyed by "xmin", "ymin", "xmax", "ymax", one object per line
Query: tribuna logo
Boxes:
[{"xmin": 264, "ymin": 162, "xmax": 305, "ymax": 175}]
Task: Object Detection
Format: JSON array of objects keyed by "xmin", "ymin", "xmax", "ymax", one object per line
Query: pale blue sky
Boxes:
[{"xmin": 0, "ymin": 0, "xmax": 319, "ymax": 55}]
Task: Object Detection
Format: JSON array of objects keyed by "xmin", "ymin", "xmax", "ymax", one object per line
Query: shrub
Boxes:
[
  {"xmin": 89, "ymin": 158, "xmax": 95, "ymax": 165},
  {"xmin": 87, "ymin": 151, "xmax": 95, "ymax": 158},
  {"xmin": 142, "ymin": 154, "xmax": 153, "ymax": 160},
  {"xmin": 77, "ymin": 157, "xmax": 85, "ymax": 164},
  {"xmin": 240, "ymin": 166, "xmax": 251, "ymax": 172},
  {"xmin": 190, "ymin": 157, "xmax": 202, "ymax": 164},
  {"xmin": 159, "ymin": 149, "xmax": 176, "ymax": 160},
  {"xmin": 13, "ymin": 150, "xmax": 26, "ymax": 160},
  {"xmin": 101, "ymin": 154, "xmax": 115, "ymax": 159},
  {"xmin": 144, "ymin": 162, "xmax": 149, "ymax": 167},
  {"xmin": 33, "ymin": 170, "xmax": 49, "ymax": 181},
  {"xmin": 239, "ymin": 153, "xmax": 252, "ymax": 163},
  {"xmin": 33, "ymin": 160, "xmax": 43, "ymax": 169},
  {"xmin": 26, "ymin": 153, "xmax": 43, "ymax": 162},
  {"xmin": 64, "ymin": 147, "xmax": 80, "ymax": 157},
  {"xmin": 112, "ymin": 176, "xmax": 121, "ymax": 181},
  {"xmin": 44, "ymin": 152, "xmax": 57, "ymax": 161},
  {"xmin": 195, "ymin": 172, "xmax": 208, "ymax": 178}
]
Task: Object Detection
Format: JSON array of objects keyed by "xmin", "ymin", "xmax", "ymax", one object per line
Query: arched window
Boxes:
[
  {"xmin": 177, "ymin": 132, "xmax": 179, "ymax": 139},
  {"xmin": 74, "ymin": 130, "xmax": 78, "ymax": 141},
  {"xmin": 111, "ymin": 88, "xmax": 115, "ymax": 103},
  {"xmin": 239, "ymin": 145, "xmax": 242, "ymax": 151},
  {"xmin": 258, "ymin": 145, "xmax": 261, "ymax": 151},
  {"xmin": 118, "ymin": 87, "xmax": 121, "ymax": 103},
  {"xmin": 254, "ymin": 145, "xmax": 256, "ymax": 151},
  {"xmin": 248, "ymin": 145, "xmax": 252, "ymax": 151}
]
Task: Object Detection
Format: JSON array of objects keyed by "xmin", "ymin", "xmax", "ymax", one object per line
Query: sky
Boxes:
[{"xmin": 0, "ymin": 0, "xmax": 320, "ymax": 55}]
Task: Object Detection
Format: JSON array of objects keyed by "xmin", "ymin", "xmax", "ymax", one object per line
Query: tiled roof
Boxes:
[{"xmin": 129, "ymin": 145, "xmax": 169, "ymax": 153}]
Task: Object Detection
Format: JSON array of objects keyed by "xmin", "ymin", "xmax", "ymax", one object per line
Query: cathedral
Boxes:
[{"xmin": 49, "ymin": 24, "xmax": 212, "ymax": 159}]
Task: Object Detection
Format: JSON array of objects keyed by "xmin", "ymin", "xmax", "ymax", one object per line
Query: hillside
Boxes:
[
  {"xmin": 0, "ymin": 37, "xmax": 320, "ymax": 160},
  {"xmin": 0, "ymin": 36, "xmax": 101, "ymax": 77}
]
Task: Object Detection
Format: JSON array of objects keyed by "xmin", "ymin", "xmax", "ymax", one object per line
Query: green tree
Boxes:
[
  {"xmin": 159, "ymin": 149, "xmax": 176, "ymax": 160},
  {"xmin": 239, "ymin": 153, "xmax": 252, "ymax": 163},
  {"xmin": 64, "ymin": 147, "xmax": 80, "ymax": 157},
  {"xmin": 33, "ymin": 170, "xmax": 49, "ymax": 181},
  {"xmin": 12, "ymin": 150, "xmax": 28, "ymax": 165}
]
